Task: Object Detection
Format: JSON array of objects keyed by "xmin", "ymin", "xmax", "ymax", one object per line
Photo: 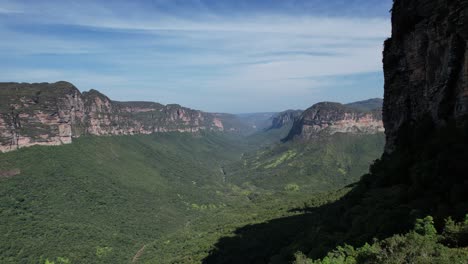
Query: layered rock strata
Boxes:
[
  {"xmin": 284, "ymin": 102, "xmax": 384, "ymax": 141},
  {"xmin": 0, "ymin": 82, "xmax": 227, "ymax": 152}
]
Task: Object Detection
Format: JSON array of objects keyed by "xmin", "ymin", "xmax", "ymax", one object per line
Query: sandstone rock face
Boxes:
[
  {"xmin": 0, "ymin": 82, "xmax": 84, "ymax": 152},
  {"xmin": 0, "ymin": 82, "xmax": 227, "ymax": 152},
  {"xmin": 284, "ymin": 102, "xmax": 384, "ymax": 141},
  {"xmin": 383, "ymin": 0, "xmax": 468, "ymax": 153},
  {"xmin": 268, "ymin": 110, "xmax": 302, "ymax": 130}
]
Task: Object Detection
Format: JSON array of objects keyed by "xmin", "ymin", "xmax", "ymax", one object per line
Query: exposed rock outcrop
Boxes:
[
  {"xmin": 383, "ymin": 0, "xmax": 468, "ymax": 153},
  {"xmin": 284, "ymin": 101, "xmax": 384, "ymax": 141},
  {"xmin": 0, "ymin": 82, "xmax": 231, "ymax": 152},
  {"xmin": 268, "ymin": 110, "xmax": 302, "ymax": 130}
]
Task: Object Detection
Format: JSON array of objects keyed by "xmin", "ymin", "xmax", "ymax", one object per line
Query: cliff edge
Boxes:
[
  {"xmin": 0, "ymin": 82, "xmax": 228, "ymax": 152},
  {"xmin": 284, "ymin": 101, "xmax": 384, "ymax": 141}
]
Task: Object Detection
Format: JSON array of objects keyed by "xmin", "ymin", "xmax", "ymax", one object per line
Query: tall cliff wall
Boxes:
[
  {"xmin": 284, "ymin": 102, "xmax": 384, "ymax": 141},
  {"xmin": 0, "ymin": 82, "xmax": 227, "ymax": 152},
  {"xmin": 383, "ymin": 0, "xmax": 468, "ymax": 153},
  {"xmin": 268, "ymin": 110, "xmax": 303, "ymax": 130},
  {"xmin": 363, "ymin": 0, "xmax": 468, "ymax": 218}
]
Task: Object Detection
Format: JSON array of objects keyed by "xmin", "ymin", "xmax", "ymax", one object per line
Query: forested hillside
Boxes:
[
  {"xmin": 0, "ymin": 133, "xmax": 249, "ymax": 263},
  {"xmin": 2, "ymin": 0, "xmax": 467, "ymax": 263},
  {"xmin": 0, "ymin": 99, "xmax": 385, "ymax": 263},
  {"xmin": 227, "ymin": 133, "xmax": 385, "ymax": 192}
]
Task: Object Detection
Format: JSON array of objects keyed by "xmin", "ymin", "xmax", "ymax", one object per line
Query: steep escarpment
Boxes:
[
  {"xmin": 284, "ymin": 101, "xmax": 384, "ymax": 141},
  {"xmin": 310, "ymin": 0, "xmax": 468, "ymax": 253},
  {"xmin": 316, "ymin": 0, "xmax": 468, "ymax": 249},
  {"xmin": 322, "ymin": 0, "xmax": 468, "ymax": 249},
  {"xmin": 373, "ymin": 0, "xmax": 468, "ymax": 213},
  {"xmin": 268, "ymin": 110, "xmax": 302, "ymax": 130},
  {"xmin": 0, "ymin": 82, "xmax": 228, "ymax": 152},
  {"xmin": 0, "ymin": 82, "xmax": 84, "ymax": 152},
  {"xmin": 383, "ymin": 0, "xmax": 468, "ymax": 154},
  {"xmin": 81, "ymin": 89, "xmax": 224, "ymax": 135}
]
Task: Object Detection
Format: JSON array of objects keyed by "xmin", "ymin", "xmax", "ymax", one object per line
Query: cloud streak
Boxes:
[{"xmin": 0, "ymin": 0, "xmax": 392, "ymax": 112}]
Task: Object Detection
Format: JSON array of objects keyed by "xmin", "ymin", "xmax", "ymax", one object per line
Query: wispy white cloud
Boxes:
[{"xmin": 0, "ymin": 0, "xmax": 390, "ymax": 112}]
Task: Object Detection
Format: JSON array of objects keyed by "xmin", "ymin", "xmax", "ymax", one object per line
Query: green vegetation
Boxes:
[
  {"xmin": 202, "ymin": 123, "xmax": 468, "ymax": 264},
  {"xmin": 0, "ymin": 128, "xmax": 386, "ymax": 263},
  {"xmin": 295, "ymin": 215, "xmax": 468, "ymax": 264},
  {"xmin": 284, "ymin": 183, "xmax": 300, "ymax": 192},
  {"xmin": 244, "ymin": 121, "xmax": 294, "ymax": 147},
  {"xmin": 0, "ymin": 132, "xmax": 250, "ymax": 263},
  {"xmin": 227, "ymin": 133, "xmax": 385, "ymax": 192},
  {"xmin": 1, "ymin": 121, "xmax": 466, "ymax": 264},
  {"xmin": 141, "ymin": 189, "xmax": 351, "ymax": 263}
]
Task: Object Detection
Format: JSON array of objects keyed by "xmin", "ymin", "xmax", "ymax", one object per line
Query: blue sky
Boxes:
[{"xmin": 0, "ymin": 0, "xmax": 393, "ymax": 113}]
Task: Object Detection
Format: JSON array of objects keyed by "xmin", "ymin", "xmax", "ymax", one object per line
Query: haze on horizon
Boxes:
[{"xmin": 0, "ymin": 0, "xmax": 392, "ymax": 113}]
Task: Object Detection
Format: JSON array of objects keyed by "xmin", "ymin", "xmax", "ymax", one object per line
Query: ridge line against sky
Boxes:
[{"xmin": 0, "ymin": 0, "xmax": 393, "ymax": 113}]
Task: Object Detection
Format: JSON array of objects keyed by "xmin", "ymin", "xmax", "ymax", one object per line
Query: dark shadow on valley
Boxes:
[
  {"xmin": 202, "ymin": 181, "xmax": 414, "ymax": 264},
  {"xmin": 202, "ymin": 200, "xmax": 340, "ymax": 264},
  {"xmin": 203, "ymin": 126, "xmax": 468, "ymax": 264}
]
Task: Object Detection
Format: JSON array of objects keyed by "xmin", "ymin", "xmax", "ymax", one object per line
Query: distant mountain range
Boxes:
[
  {"xmin": 235, "ymin": 112, "xmax": 277, "ymax": 131},
  {"xmin": 345, "ymin": 98, "xmax": 383, "ymax": 111},
  {"xmin": 0, "ymin": 81, "xmax": 383, "ymax": 152},
  {"xmin": 0, "ymin": 82, "xmax": 251, "ymax": 152}
]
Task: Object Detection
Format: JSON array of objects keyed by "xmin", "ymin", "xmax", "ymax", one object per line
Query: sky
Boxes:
[{"xmin": 0, "ymin": 0, "xmax": 393, "ymax": 113}]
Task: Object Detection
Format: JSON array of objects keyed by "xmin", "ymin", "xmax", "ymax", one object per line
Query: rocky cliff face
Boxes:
[
  {"xmin": 268, "ymin": 110, "xmax": 302, "ymax": 130},
  {"xmin": 383, "ymin": 0, "xmax": 468, "ymax": 153},
  {"xmin": 362, "ymin": 0, "xmax": 468, "ymax": 218},
  {"xmin": 0, "ymin": 82, "xmax": 227, "ymax": 152},
  {"xmin": 284, "ymin": 101, "xmax": 384, "ymax": 141}
]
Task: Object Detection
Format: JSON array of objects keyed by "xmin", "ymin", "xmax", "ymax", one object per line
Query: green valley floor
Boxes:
[{"xmin": 1, "ymin": 131, "xmax": 466, "ymax": 264}]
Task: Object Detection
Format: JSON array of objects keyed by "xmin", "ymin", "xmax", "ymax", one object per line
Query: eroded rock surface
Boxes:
[
  {"xmin": 268, "ymin": 110, "xmax": 303, "ymax": 130},
  {"xmin": 383, "ymin": 0, "xmax": 468, "ymax": 153},
  {"xmin": 284, "ymin": 102, "xmax": 384, "ymax": 141},
  {"xmin": 0, "ymin": 82, "xmax": 229, "ymax": 152}
]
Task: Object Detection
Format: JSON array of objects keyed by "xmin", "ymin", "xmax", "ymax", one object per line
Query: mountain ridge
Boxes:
[
  {"xmin": 0, "ymin": 81, "xmax": 244, "ymax": 152},
  {"xmin": 0, "ymin": 82, "xmax": 384, "ymax": 152},
  {"xmin": 345, "ymin": 98, "xmax": 384, "ymax": 112},
  {"xmin": 284, "ymin": 100, "xmax": 384, "ymax": 142}
]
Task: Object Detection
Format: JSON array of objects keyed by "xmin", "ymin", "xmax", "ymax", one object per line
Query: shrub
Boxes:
[{"xmin": 285, "ymin": 183, "xmax": 300, "ymax": 192}]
